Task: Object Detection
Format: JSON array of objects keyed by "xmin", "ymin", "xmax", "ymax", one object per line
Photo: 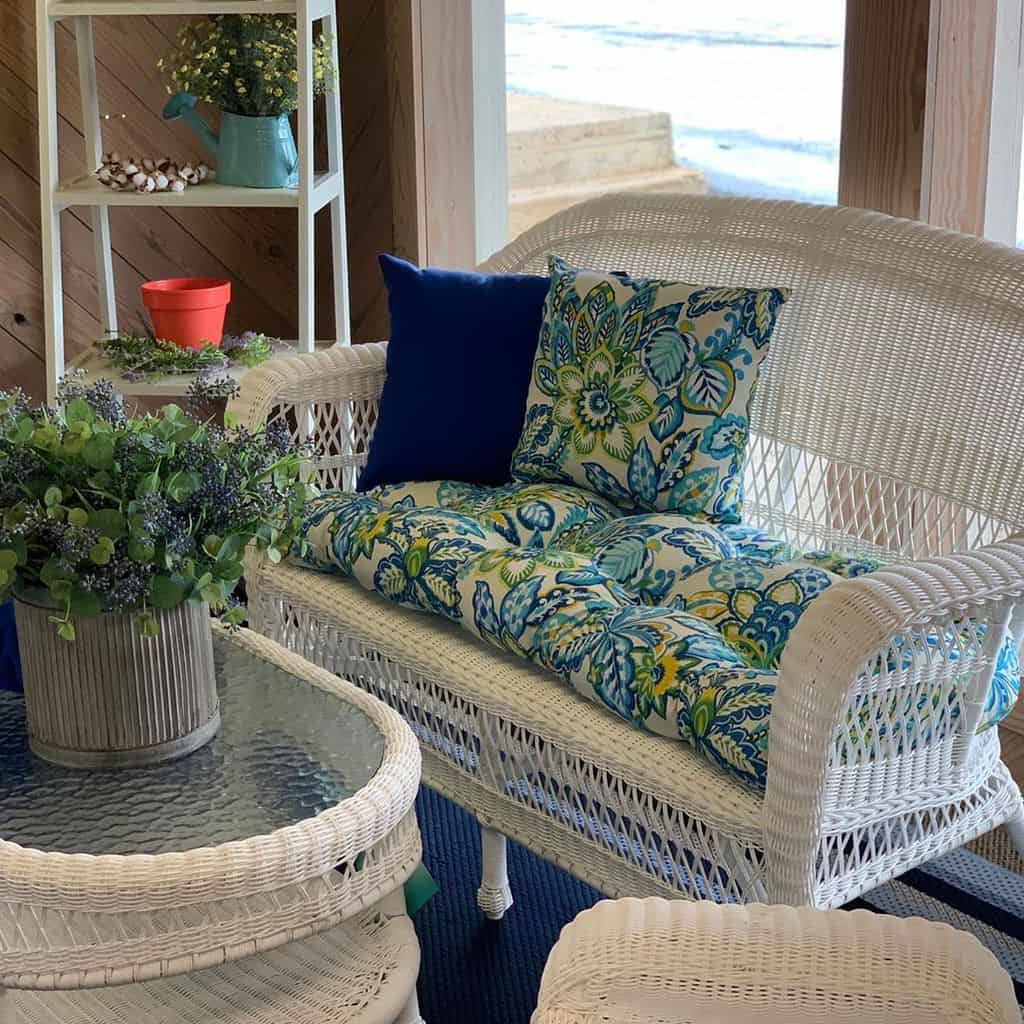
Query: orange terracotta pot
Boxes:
[{"xmin": 140, "ymin": 278, "xmax": 231, "ymax": 350}]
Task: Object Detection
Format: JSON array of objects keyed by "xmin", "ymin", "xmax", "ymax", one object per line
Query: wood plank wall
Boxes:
[{"xmin": 1, "ymin": 1, "xmax": 397, "ymax": 399}]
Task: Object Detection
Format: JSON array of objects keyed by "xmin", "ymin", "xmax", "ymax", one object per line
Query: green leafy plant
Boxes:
[
  {"xmin": 97, "ymin": 331, "xmax": 277, "ymax": 382},
  {"xmin": 158, "ymin": 14, "xmax": 334, "ymax": 117},
  {"xmin": 0, "ymin": 376, "xmax": 312, "ymax": 639}
]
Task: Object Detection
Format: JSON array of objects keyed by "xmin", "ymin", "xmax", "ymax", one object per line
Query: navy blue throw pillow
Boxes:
[{"xmin": 357, "ymin": 255, "xmax": 551, "ymax": 491}]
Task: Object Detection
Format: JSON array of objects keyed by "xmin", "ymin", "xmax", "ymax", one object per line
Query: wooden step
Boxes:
[
  {"xmin": 510, "ymin": 164, "xmax": 706, "ymax": 239},
  {"xmin": 508, "ymin": 95, "xmax": 681, "ymax": 189},
  {"xmin": 507, "ymin": 93, "xmax": 707, "ymax": 236}
]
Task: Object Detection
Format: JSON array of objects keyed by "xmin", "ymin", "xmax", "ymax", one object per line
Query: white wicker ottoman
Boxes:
[
  {"xmin": 0, "ymin": 626, "xmax": 424, "ymax": 1024},
  {"xmin": 531, "ymin": 898, "xmax": 1019, "ymax": 1024}
]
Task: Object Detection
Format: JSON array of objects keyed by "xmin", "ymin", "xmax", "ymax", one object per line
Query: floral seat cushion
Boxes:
[{"xmin": 299, "ymin": 481, "xmax": 1021, "ymax": 790}]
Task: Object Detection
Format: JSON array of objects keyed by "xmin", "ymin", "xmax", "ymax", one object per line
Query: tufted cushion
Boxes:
[
  {"xmin": 570, "ymin": 513, "xmax": 739, "ymax": 607},
  {"xmin": 509, "ymin": 256, "xmax": 790, "ymax": 523},
  {"xmin": 297, "ymin": 482, "xmax": 1021, "ymax": 790},
  {"xmin": 369, "ymin": 479, "xmax": 621, "ymax": 549}
]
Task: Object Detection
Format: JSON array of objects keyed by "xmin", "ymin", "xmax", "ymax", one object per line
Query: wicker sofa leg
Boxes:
[
  {"xmin": 1004, "ymin": 808, "xmax": 1024, "ymax": 857},
  {"xmin": 477, "ymin": 825, "xmax": 514, "ymax": 920}
]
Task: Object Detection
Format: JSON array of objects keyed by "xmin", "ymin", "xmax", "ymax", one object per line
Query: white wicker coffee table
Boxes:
[{"xmin": 0, "ymin": 625, "xmax": 424, "ymax": 1024}]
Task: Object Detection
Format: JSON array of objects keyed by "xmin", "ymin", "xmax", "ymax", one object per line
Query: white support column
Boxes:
[
  {"xmin": 36, "ymin": 0, "xmax": 64, "ymax": 404},
  {"xmin": 471, "ymin": 0, "xmax": 508, "ymax": 263},
  {"xmin": 296, "ymin": 0, "xmax": 316, "ymax": 356},
  {"xmin": 75, "ymin": 15, "xmax": 117, "ymax": 337},
  {"xmin": 477, "ymin": 824, "xmax": 513, "ymax": 919},
  {"xmin": 983, "ymin": 0, "xmax": 1024, "ymax": 244},
  {"xmin": 322, "ymin": 4, "xmax": 351, "ymax": 345}
]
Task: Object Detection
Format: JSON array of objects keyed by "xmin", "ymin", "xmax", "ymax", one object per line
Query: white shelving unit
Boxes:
[{"xmin": 35, "ymin": 0, "xmax": 350, "ymax": 403}]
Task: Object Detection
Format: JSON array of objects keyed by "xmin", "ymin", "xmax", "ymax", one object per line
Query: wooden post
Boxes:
[
  {"xmin": 419, "ymin": 0, "xmax": 476, "ymax": 268},
  {"xmin": 839, "ymin": 0, "xmax": 1019, "ymax": 240},
  {"xmin": 386, "ymin": 0, "xmax": 508, "ymax": 269},
  {"xmin": 838, "ymin": 0, "xmax": 931, "ymax": 220},
  {"xmin": 920, "ymin": 0, "xmax": 999, "ymax": 234},
  {"xmin": 387, "ymin": 0, "xmax": 428, "ymax": 264}
]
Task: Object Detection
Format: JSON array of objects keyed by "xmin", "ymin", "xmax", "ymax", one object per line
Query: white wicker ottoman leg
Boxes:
[
  {"xmin": 478, "ymin": 825, "xmax": 514, "ymax": 920},
  {"xmin": 0, "ymin": 988, "xmax": 11, "ymax": 1024}
]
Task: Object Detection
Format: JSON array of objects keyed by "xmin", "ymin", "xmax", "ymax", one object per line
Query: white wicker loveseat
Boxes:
[{"xmin": 233, "ymin": 194, "xmax": 1024, "ymax": 911}]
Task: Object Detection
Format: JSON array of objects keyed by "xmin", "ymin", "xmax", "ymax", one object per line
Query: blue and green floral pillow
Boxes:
[{"xmin": 510, "ymin": 256, "xmax": 790, "ymax": 524}]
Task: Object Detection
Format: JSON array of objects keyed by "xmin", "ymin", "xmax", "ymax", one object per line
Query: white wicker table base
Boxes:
[{"xmin": 3, "ymin": 905, "xmax": 422, "ymax": 1024}]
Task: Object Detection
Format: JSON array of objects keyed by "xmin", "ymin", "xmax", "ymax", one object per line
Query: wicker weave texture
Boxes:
[
  {"xmin": 531, "ymin": 898, "xmax": 1019, "ymax": 1023},
  {"xmin": 481, "ymin": 195, "xmax": 1024, "ymax": 550},
  {"xmin": 10, "ymin": 909, "xmax": 421, "ymax": 1024},
  {"xmin": 230, "ymin": 195, "xmax": 1024, "ymax": 910},
  {"xmin": 0, "ymin": 625, "xmax": 423, "ymax": 990}
]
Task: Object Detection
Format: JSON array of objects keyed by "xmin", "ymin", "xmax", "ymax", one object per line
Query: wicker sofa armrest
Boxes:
[
  {"xmin": 764, "ymin": 536, "xmax": 1024, "ymax": 905},
  {"xmin": 228, "ymin": 342, "xmax": 389, "ymax": 491},
  {"xmin": 531, "ymin": 897, "xmax": 1018, "ymax": 1024}
]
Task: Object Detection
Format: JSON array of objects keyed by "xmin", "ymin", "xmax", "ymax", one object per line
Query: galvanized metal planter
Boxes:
[{"xmin": 13, "ymin": 594, "xmax": 220, "ymax": 768}]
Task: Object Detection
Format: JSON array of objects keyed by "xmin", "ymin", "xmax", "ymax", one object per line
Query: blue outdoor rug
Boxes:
[{"xmin": 412, "ymin": 785, "xmax": 1024, "ymax": 1023}]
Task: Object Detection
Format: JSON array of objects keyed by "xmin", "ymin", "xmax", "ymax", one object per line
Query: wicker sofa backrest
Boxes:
[{"xmin": 480, "ymin": 194, "xmax": 1024, "ymax": 560}]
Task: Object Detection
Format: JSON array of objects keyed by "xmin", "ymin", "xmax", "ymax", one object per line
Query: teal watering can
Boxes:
[{"xmin": 163, "ymin": 92, "xmax": 298, "ymax": 189}]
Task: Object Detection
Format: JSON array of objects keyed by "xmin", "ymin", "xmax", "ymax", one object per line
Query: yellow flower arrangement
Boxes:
[{"xmin": 160, "ymin": 14, "xmax": 334, "ymax": 117}]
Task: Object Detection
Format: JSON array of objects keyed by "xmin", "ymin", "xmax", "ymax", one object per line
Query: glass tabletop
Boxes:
[{"xmin": 0, "ymin": 634, "xmax": 384, "ymax": 856}]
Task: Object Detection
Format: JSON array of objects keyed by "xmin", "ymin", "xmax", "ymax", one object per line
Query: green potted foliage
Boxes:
[{"xmin": 0, "ymin": 376, "xmax": 311, "ymax": 768}]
